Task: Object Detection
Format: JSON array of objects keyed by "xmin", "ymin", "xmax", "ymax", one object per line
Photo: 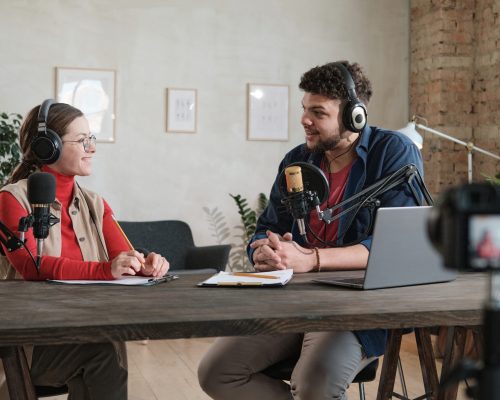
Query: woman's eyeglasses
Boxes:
[{"xmin": 62, "ymin": 135, "xmax": 97, "ymax": 152}]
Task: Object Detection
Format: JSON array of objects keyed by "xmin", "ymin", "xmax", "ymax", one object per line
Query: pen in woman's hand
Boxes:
[{"xmin": 113, "ymin": 218, "xmax": 145, "ymax": 269}]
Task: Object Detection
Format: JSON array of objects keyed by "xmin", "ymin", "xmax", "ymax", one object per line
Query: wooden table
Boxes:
[{"xmin": 0, "ymin": 271, "xmax": 485, "ymax": 399}]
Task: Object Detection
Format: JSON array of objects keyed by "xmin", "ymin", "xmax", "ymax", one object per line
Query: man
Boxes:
[{"xmin": 198, "ymin": 61, "xmax": 424, "ymax": 400}]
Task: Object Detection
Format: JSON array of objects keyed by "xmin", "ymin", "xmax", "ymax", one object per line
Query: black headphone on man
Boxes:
[
  {"xmin": 31, "ymin": 99, "xmax": 63, "ymax": 164},
  {"xmin": 332, "ymin": 62, "xmax": 367, "ymax": 133}
]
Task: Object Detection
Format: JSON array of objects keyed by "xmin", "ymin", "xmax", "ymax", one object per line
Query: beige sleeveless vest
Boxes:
[{"xmin": 0, "ymin": 178, "xmax": 109, "ymax": 279}]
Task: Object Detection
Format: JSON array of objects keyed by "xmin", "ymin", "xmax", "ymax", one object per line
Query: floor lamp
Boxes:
[{"xmin": 398, "ymin": 118, "xmax": 500, "ymax": 183}]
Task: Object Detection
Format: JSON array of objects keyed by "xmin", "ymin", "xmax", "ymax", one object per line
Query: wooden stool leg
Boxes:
[
  {"xmin": 0, "ymin": 346, "xmax": 37, "ymax": 400},
  {"xmin": 415, "ymin": 327, "xmax": 439, "ymax": 400},
  {"xmin": 377, "ymin": 329, "xmax": 403, "ymax": 400}
]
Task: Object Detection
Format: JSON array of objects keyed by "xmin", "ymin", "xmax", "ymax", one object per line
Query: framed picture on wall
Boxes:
[
  {"xmin": 247, "ymin": 83, "xmax": 289, "ymax": 141},
  {"xmin": 166, "ymin": 88, "xmax": 197, "ymax": 133},
  {"xmin": 55, "ymin": 67, "xmax": 116, "ymax": 143}
]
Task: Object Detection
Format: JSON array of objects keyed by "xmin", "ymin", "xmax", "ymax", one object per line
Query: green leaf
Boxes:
[{"xmin": 0, "ymin": 110, "xmax": 23, "ymax": 187}]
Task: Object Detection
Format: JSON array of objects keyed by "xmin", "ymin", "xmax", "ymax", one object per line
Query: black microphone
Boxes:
[
  {"xmin": 279, "ymin": 162, "xmax": 329, "ymax": 241},
  {"xmin": 27, "ymin": 172, "xmax": 59, "ymax": 267}
]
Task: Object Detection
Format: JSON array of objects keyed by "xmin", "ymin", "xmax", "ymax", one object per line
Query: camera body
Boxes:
[{"xmin": 428, "ymin": 183, "xmax": 500, "ymax": 271}]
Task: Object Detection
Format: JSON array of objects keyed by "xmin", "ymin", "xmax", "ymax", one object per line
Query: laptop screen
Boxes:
[{"xmin": 362, "ymin": 206, "xmax": 456, "ymax": 289}]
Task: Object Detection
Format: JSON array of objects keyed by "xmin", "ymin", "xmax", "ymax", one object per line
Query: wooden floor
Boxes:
[{"xmin": 51, "ymin": 334, "xmax": 469, "ymax": 400}]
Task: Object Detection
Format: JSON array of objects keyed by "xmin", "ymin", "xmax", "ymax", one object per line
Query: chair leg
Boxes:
[
  {"xmin": 392, "ymin": 352, "xmax": 432, "ymax": 400},
  {"xmin": 397, "ymin": 355, "xmax": 409, "ymax": 399},
  {"xmin": 358, "ymin": 382, "xmax": 366, "ymax": 400},
  {"xmin": 0, "ymin": 346, "xmax": 37, "ymax": 400}
]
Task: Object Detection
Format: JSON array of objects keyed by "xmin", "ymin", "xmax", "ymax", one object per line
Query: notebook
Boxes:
[
  {"xmin": 198, "ymin": 269, "xmax": 293, "ymax": 287},
  {"xmin": 312, "ymin": 206, "xmax": 457, "ymax": 290},
  {"xmin": 48, "ymin": 275, "xmax": 178, "ymax": 286}
]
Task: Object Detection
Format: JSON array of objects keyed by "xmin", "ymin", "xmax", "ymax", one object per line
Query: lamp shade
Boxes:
[{"xmin": 398, "ymin": 122, "xmax": 423, "ymax": 149}]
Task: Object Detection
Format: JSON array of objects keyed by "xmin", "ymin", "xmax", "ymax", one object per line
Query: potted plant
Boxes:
[
  {"xmin": 203, "ymin": 193, "xmax": 268, "ymax": 271},
  {"xmin": 0, "ymin": 112, "xmax": 22, "ymax": 187}
]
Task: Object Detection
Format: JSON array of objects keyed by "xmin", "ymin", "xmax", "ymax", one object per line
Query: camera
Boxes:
[
  {"xmin": 429, "ymin": 183, "xmax": 500, "ymax": 400},
  {"xmin": 427, "ymin": 183, "xmax": 500, "ymax": 271}
]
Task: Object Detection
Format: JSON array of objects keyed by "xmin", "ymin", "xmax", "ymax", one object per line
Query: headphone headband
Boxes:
[
  {"xmin": 31, "ymin": 99, "xmax": 62, "ymax": 164},
  {"xmin": 37, "ymin": 99, "xmax": 55, "ymax": 128},
  {"xmin": 331, "ymin": 62, "xmax": 357, "ymax": 102}
]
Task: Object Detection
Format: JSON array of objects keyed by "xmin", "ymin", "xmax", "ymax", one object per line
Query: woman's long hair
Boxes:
[{"xmin": 7, "ymin": 103, "xmax": 84, "ymax": 185}]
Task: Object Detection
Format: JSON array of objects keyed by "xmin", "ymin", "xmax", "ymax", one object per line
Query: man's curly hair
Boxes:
[{"xmin": 299, "ymin": 61, "xmax": 373, "ymax": 104}]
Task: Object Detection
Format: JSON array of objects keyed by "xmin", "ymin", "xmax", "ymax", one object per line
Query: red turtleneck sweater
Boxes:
[{"xmin": 0, "ymin": 167, "xmax": 129, "ymax": 280}]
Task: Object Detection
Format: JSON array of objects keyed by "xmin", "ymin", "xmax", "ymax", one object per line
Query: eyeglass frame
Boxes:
[{"xmin": 61, "ymin": 135, "xmax": 97, "ymax": 153}]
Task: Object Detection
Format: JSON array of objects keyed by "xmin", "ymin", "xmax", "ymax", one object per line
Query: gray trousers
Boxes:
[
  {"xmin": 30, "ymin": 342, "xmax": 127, "ymax": 400},
  {"xmin": 198, "ymin": 331, "xmax": 372, "ymax": 400}
]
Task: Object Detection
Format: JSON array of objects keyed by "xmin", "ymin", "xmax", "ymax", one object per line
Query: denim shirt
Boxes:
[{"xmin": 247, "ymin": 125, "xmax": 425, "ymax": 357}]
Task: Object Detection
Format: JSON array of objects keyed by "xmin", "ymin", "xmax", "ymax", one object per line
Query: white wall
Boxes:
[{"xmin": 0, "ymin": 0, "xmax": 409, "ymax": 246}]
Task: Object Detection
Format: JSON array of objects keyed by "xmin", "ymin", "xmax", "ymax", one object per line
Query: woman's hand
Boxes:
[
  {"xmin": 141, "ymin": 252, "xmax": 170, "ymax": 278},
  {"xmin": 110, "ymin": 250, "xmax": 145, "ymax": 278}
]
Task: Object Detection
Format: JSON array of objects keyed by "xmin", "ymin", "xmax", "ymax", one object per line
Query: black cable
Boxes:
[
  {"xmin": 22, "ymin": 241, "xmax": 38, "ymax": 273},
  {"xmin": 304, "ymin": 213, "xmax": 371, "ymax": 248}
]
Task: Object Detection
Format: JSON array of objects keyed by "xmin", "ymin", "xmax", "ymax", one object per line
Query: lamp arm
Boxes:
[
  {"xmin": 416, "ymin": 123, "xmax": 469, "ymax": 147},
  {"xmin": 472, "ymin": 146, "xmax": 500, "ymax": 161},
  {"xmin": 318, "ymin": 164, "xmax": 433, "ymax": 224},
  {"xmin": 416, "ymin": 123, "xmax": 500, "ymax": 161}
]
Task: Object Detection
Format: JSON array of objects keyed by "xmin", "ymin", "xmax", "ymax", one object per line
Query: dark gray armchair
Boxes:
[{"xmin": 118, "ymin": 220, "xmax": 230, "ymax": 275}]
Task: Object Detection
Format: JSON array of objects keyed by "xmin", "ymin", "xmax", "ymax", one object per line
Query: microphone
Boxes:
[
  {"xmin": 284, "ymin": 166, "xmax": 308, "ymax": 237},
  {"xmin": 279, "ymin": 162, "xmax": 329, "ymax": 241},
  {"xmin": 27, "ymin": 172, "xmax": 59, "ymax": 268}
]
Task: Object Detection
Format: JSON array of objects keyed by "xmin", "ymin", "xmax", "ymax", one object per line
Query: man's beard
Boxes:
[{"xmin": 308, "ymin": 135, "xmax": 341, "ymax": 154}]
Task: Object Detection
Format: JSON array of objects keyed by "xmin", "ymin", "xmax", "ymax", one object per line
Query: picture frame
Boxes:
[
  {"xmin": 55, "ymin": 67, "xmax": 116, "ymax": 143},
  {"xmin": 247, "ymin": 83, "xmax": 289, "ymax": 141},
  {"xmin": 166, "ymin": 88, "xmax": 197, "ymax": 133}
]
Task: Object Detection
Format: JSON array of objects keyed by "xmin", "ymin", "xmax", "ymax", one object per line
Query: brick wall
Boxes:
[{"xmin": 410, "ymin": 0, "xmax": 500, "ymax": 194}]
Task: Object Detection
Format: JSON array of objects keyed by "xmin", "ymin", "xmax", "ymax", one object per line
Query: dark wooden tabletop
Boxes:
[{"xmin": 0, "ymin": 271, "xmax": 485, "ymax": 346}]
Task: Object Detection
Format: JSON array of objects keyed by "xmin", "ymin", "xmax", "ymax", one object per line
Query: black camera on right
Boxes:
[{"xmin": 427, "ymin": 183, "xmax": 500, "ymax": 271}]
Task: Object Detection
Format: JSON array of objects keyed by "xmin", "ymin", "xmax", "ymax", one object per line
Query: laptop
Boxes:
[{"xmin": 313, "ymin": 206, "xmax": 457, "ymax": 290}]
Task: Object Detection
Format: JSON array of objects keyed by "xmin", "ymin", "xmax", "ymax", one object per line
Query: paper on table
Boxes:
[
  {"xmin": 198, "ymin": 269, "xmax": 293, "ymax": 287},
  {"xmin": 47, "ymin": 275, "xmax": 178, "ymax": 286}
]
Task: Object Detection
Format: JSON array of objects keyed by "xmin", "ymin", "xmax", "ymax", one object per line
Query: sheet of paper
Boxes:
[
  {"xmin": 47, "ymin": 275, "xmax": 178, "ymax": 286},
  {"xmin": 198, "ymin": 269, "xmax": 293, "ymax": 287}
]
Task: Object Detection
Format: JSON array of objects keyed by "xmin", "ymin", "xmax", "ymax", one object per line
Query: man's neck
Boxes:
[{"xmin": 324, "ymin": 132, "xmax": 359, "ymax": 172}]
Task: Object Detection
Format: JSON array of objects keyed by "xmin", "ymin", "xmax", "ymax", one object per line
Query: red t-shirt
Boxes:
[
  {"xmin": 0, "ymin": 167, "xmax": 130, "ymax": 280},
  {"xmin": 306, "ymin": 159, "xmax": 353, "ymax": 247}
]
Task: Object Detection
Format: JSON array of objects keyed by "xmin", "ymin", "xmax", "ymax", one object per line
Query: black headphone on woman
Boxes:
[
  {"xmin": 333, "ymin": 62, "xmax": 367, "ymax": 133},
  {"xmin": 31, "ymin": 99, "xmax": 63, "ymax": 164}
]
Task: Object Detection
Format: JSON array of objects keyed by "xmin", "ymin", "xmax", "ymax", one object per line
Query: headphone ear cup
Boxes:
[
  {"xmin": 343, "ymin": 101, "xmax": 367, "ymax": 133},
  {"xmin": 31, "ymin": 128, "xmax": 62, "ymax": 164}
]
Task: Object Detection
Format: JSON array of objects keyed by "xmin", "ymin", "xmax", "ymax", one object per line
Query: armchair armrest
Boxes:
[{"xmin": 186, "ymin": 244, "xmax": 231, "ymax": 272}]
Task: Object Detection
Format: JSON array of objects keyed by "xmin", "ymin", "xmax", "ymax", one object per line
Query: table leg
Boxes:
[
  {"xmin": 415, "ymin": 328, "xmax": 439, "ymax": 400},
  {"xmin": 437, "ymin": 327, "xmax": 467, "ymax": 400},
  {"xmin": 0, "ymin": 346, "xmax": 37, "ymax": 400},
  {"xmin": 377, "ymin": 329, "xmax": 403, "ymax": 400}
]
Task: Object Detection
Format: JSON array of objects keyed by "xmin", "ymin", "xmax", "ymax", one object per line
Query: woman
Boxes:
[{"xmin": 0, "ymin": 100, "xmax": 170, "ymax": 399}]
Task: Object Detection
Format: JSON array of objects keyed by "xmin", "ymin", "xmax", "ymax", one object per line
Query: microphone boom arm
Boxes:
[
  {"xmin": 317, "ymin": 164, "xmax": 433, "ymax": 224},
  {"xmin": 0, "ymin": 221, "xmax": 25, "ymax": 253}
]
